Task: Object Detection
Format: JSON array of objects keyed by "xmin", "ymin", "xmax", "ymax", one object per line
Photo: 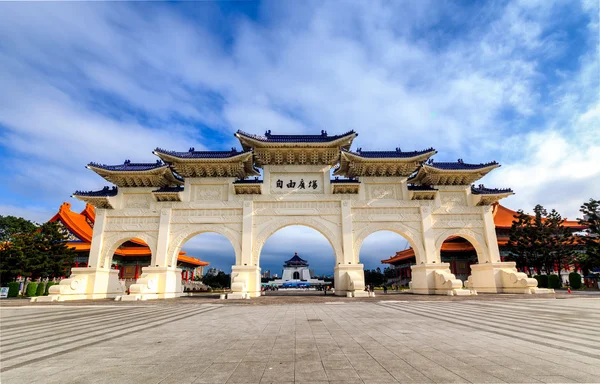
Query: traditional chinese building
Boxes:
[
  {"xmin": 382, "ymin": 201, "xmax": 586, "ymax": 285},
  {"xmin": 271, "ymin": 252, "xmax": 330, "ymax": 287},
  {"xmin": 49, "ymin": 202, "xmax": 208, "ymax": 282}
]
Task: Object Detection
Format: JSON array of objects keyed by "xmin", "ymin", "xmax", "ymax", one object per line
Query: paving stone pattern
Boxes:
[{"xmin": 1, "ymin": 298, "xmax": 599, "ymax": 383}]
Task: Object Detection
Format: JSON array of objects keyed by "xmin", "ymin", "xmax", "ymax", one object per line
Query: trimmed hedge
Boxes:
[
  {"xmin": 548, "ymin": 274, "xmax": 560, "ymax": 289},
  {"xmin": 25, "ymin": 282, "xmax": 38, "ymax": 297},
  {"xmin": 534, "ymin": 275, "xmax": 548, "ymax": 288},
  {"xmin": 44, "ymin": 282, "xmax": 56, "ymax": 295},
  {"xmin": 7, "ymin": 282, "xmax": 20, "ymax": 297},
  {"xmin": 36, "ymin": 282, "xmax": 46, "ymax": 296},
  {"xmin": 569, "ymin": 272, "xmax": 582, "ymax": 290}
]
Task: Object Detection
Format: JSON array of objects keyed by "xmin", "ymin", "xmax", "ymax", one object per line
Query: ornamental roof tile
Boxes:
[
  {"xmin": 471, "ymin": 184, "xmax": 513, "ymax": 195},
  {"xmin": 87, "ymin": 160, "xmax": 166, "ymax": 171},
  {"xmin": 154, "ymin": 147, "xmax": 247, "ymax": 159},
  {"xmin": 73, "ymin": 186, "xmax": 118, "ymax": 197},
  {"xmin": 233, "ymin": 178, "xmax": 263, "ymax": 184},
  {"xmin": 236, "ymin": 129, "xmax": 357, "ymax": 143},
  {"xmin": 152, "ymin": 186, "xmax": 184, "ymax": 193},
  {"xmin": 407, "ymin": 185, "xmax": 438, "ymax": 191},
  {"xmin": 423, "ymin": 159, "xmax": 499, "ymax": 170},
  {"xmin": 346, "ymin": 147, "xmax": 436, "ymax": 158},
  {"xmin": 330, "ymin": 177, "xmax": 360, "ymax": 183}
]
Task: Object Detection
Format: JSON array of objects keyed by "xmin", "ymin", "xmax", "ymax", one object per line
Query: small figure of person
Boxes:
[{"xmin": 383, "ymin": 285, "xmax": 388, "ymax": 294}]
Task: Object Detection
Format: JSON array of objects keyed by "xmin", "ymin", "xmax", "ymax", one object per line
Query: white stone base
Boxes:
[
  {"xmin": 467, "ymin": 262, "xmax": 549, "ymax": 294},
  {"xmin": 410, "ymin": 263, "xmax": 476, "ymax": 296},
  {"xmin": 121, "ymin": 267, "xmax": 183, "ymax": 301},
  {"xmin": 229, "ymin": 265, "xmax": 261, "ymax": 299},
  {"xmin": 334, "ymin": 264, "xmax": 366, "ymax": 297},
  {"xmin": 36, "ymin": 268, "xmax": 125, "ymax": 302}
]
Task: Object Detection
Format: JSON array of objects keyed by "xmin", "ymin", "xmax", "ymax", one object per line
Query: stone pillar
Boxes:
[
  {"xmin": 334, "ymin": 200, "xmax": 368, "ymax": 297},
  {"xmin": 410, "ymin": 206, "xmax": 472, "ymax": 296},
  {"xmin": 123, "ymin": 208, "xmax": 183, "ymax": 301},
  {"xmin": 229, "ymin": 200, "xmax": 260, "ymax": 299},
  {"xmin": 466, "ymin": 206, "xmax": 550, "ymax": 294}
]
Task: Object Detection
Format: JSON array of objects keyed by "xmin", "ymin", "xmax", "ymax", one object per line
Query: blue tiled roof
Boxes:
[
  {"xmin": 88, "ymin": 160, "xmax": 165, "ymax": 171},
  {"xmin": 346, "ymin": 147, "xmax": 436, "ymax": 158},
  {"xmin": 153, "ymin": 186, "xmax": 184, "ymax": 193},
  {"xmin": 408, "ymin": 185, "xmax": 438, "ymax": 191},
  {"xmin": 284, "ymin": 253, "xmax": 308, "ymax": 265},
  {"xmin": 471, "ymin": 184, "xmax": 513, "ymax": 195},
  {"xmin": 236, "ymin": 129, "xmax": 357, "ymax": 143},
  {"xmin": 424, "ymin": 159, "xmax": 499, "ymax": 170},
  {"xmin": 73, "ymin": 186, "xmax": 118, "ymax": 197},
  {"xmin": 154, "ymin": 147, "xmax": 247, "ymax": 159},
  {"xmin": 331, "ymin": 177, "xmax": 360, "ymax": 183},
  {"xmin": 233, "ymin": 178, "xmax": 263, "ymax": 184}
]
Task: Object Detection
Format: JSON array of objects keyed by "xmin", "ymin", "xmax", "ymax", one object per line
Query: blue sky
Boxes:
[{"xmin": 0, "ymin": 1, "xmax": 598, "ymax": 275}]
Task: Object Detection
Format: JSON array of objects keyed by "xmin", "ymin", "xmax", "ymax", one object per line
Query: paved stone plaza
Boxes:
[{"xmin": 1, "ymin": 297, "xmax": 599, "ymax": 383}]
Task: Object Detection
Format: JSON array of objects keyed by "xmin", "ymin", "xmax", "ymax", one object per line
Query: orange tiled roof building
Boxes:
[
  {"xmin": 382, "ymin": 203, "xmax": 585, "ymax": 284},
  {"xmin": 50, "ymin": 202, "xmax": 208, "ymax": 281}
]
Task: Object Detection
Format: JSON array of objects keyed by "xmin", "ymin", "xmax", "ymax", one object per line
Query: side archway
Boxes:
[
  {"xmin": 434, "ymin": 229, "xmax": 489, "ymax": 264},
  {"xmin": 252, "ymin": 217, "xmax": 343, "ymax": 266},
  {"xmin": 100, "ymin": 232, "xmax": 158, "ymax": 269},
  {"xmin": 354, "ymin": 223, "xmax": 425, "ymax": 264},
  {"xmin": 167, "ymin": 225, "xmax": 242, "ymax": 267}
]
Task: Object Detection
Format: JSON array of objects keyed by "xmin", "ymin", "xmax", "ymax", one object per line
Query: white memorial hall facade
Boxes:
[{"xmin": 44, "ymin": 130, "xmax": 544, "ymax": 301}]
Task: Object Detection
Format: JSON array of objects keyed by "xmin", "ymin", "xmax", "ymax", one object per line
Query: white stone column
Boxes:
[
  {"xmin": 482, "ymin": 206, "xmax": 500, "ymax": 263},
  {"xmin": 410, "ymin": 206, "xmax": 470, "ymax": 295},
  {"xmin": 123, "ymin": 208, "xmax": 183, "ymax": 301},
  {"xmin": 334, "ymin": 200, "xmax": 367, "ymax": 297},
  {"xmin": 154, "ymin": 208, "xmax": 172, "ymax": 267},
  {"xmin": 88, "ymin": 208, "xmax": 107, "ymax": 269},
  {"xmin": 229, "ymin": 200, "xmax": 261, "ymax": 299}
]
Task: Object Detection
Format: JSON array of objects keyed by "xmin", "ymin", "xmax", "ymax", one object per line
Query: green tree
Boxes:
[
  {"xmin": 508, "ymin": 205, "xmax": 575, "ymax": 282},
  {"xmin": 0, "ymin": 216, "xmax": 38, "ymax": 283},
  {"xmin": 202, "ymin": 271, "xmax": 230, "ymax": 289},
  {"xmin": 33, "ymin": 221, "xmax": 76, "ymax": 279},
  {"xmin": 577, "ymin": 199, "xmax": 600, "ymax": 274}
]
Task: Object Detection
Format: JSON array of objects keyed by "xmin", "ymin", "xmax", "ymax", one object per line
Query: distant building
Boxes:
[
  {"xmin": 271, "ymin": 253, "xmax": 331, "ymax": 287},
  {"xmin": 262, "ymin": 270, "xmax": 271, "ymax": 279}
]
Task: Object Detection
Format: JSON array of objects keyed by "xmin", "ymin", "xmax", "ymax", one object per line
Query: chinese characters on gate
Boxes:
[{"xmin": 275, "ymin": 179, "xmax": 318, "ymax": 190}]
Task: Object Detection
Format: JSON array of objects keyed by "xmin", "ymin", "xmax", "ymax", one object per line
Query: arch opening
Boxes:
[
  {"xmin": 259, "ymin": 225, "xmax": 335, "ymax": 295},
  {"xmin": 178, "ymin": 232, "xmax": 237, "ymax": 293},
  {"xmin": 437, "ymin": 235, "xmax": 482, "ymax": 282},
  {"xmin": 102, "ymin": 235, "xmax": 155, "ymax": 290},
  {"xmin": 361, "ymin": 230, "xmax": 414, "ymax": 290}
]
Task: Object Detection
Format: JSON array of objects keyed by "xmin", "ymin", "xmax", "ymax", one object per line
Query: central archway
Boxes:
[{"xmin": 259, "ymin": 225, "xmax": 336, "ymax": 295}]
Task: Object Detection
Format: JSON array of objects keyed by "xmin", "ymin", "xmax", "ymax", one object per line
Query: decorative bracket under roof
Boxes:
[
  {"xmin": 233, "ymin": 178, "xmax": 263, "ymax": 195},
  {"xmin": 407, "ymin": 185, "xmax": 438, "ymax": 200},
  {"xmin": 331, "ymin": 177, "xmax": 360, "ymax": 194},
  {"xmin": 152, "ymin": 186, "xmax": 183, "ymax": 202},
  {"xmin": 72, "ymin": 186, "xmax": 118, "ymax": 209},
  {"xmin": 471, "ymin": 184, "xmax": 514, "ymax": 206},
  {"xmin": 153, "ymin": 148, "xmax": 259, "ymax": 178},
  {"xmin": 408, "ymin": 160, "xmax": 500, "ymax": 186},
  {"xmin": 86, "ymin": 160, "xmax": 182, "ymax": 188},
  {"xmin": 334, "ymin": 148, "xmax": 437, "ymax": 178}
]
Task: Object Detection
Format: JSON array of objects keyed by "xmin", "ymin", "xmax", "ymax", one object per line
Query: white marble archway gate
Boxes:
[{"xmin": 42, "ymin": 130, "xmax": 546, "ymax": 301}]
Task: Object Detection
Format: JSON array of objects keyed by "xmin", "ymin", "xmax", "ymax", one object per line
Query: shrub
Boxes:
[
  {"xmin": 25, "ymin": 282, "xmax": 38, "ymax": 297},
  {"xmin": 569, "ymin": 272, "xmax": 582, "ymax": 290},
  {"xmin": 7, "ymin": 282, "xmax": 20, "ymax": 297},
  {"xmin": 44, "ymin": 282, "xmax": 56, "ymax": 295},
  {"xmin": 36, "ymin": 282, "xmax": 46, "ymax": 296},
  {"xmin": 548, "ymin": 274, "xmax": 561, "ymax": 289},
  {"xmin": 534, "ymin": 275, "xmax": 548, "ymax": 288}
]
